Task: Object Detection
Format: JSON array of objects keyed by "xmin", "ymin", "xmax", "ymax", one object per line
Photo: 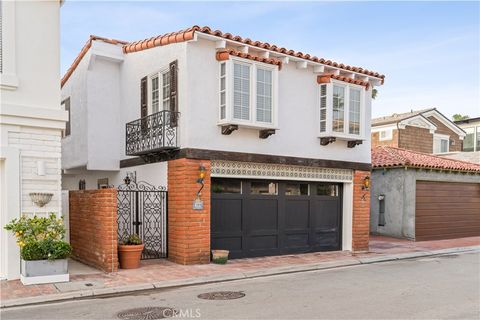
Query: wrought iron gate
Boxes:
[{"xmin": 117, "ymin": 181, "xmax": 167, "ymax": 259}]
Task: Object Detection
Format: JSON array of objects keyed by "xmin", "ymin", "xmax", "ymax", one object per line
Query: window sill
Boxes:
[
  {"xmin": 218, "ymin": 120, "xmax": 278, "ymax": 131},
  {"xmin": 0, "ymin": 73, "xmax": 20, "ymax": 91},
  {"xmin": 318, "ymin": 132, "xmax": 364, "ymax": 141}
]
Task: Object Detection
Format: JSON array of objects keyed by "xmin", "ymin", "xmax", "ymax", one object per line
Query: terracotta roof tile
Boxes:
[
  {"xmin": 317, "ymin": 74, "xmax": 370, "ymax": 89},
  {"xmin": 62, "ymin": 26, "xmax": 385, "ymax": 88},
  {"xmin": 216, "ymin": 49, "xmax": 282, "ymax": 69},
  {"xmin": 371, "ymin": 108, "xmax": 436, "ymax": 126},
  {"xmin": 372, "ymin": 146, "xmax": 480, "ymax": 173}
]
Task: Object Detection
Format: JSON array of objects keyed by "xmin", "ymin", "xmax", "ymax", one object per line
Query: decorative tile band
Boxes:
[{"xmin": 211, "ymin": 160, "xmax": 353, "ymax": 182}]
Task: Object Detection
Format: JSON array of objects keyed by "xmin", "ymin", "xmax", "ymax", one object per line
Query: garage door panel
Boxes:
[
  {"xmin": 211, "ymin": 199, "xmax": 243, "ymax": 234},
  {"xmin": 247, "ymin": 199, "xmax": 278, "ymax": 232},
  {"xmin": 284, "ymin": 233, "xmax": 309, "ymax": 249},
  {"xmin": 314, "ymin": 231, "xmax": 339, "ymax": 249},
  {"xmin": 314, "ymin": 200, "xmax": 340, "ymax": 229},
  {"xmin": 212, "ymin": 179, "xmax": 342, "ymax": 258},
  {"xmin": 247, "ymin": 235, "xmax": 278, "ymax": 251},
  {"xmin": 285, "ymin": 200, "xmax": 310, "ymax": 230},
  {"xmin": 415, "ymin": 181, "xmax": 480, "ymax": 241}
]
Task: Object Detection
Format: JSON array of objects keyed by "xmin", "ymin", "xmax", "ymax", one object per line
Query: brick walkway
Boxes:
[{"xmin": 2, "ymin": 236, "xmax": 479, "ymax": 304}]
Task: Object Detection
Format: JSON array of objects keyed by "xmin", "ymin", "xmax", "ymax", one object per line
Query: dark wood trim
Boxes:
[
  {"xmin": 120, "ymin": 148, "xmax": 371, "ymax": 171},
  {"xmin": 320, "ymin": 137, "xmax": 336, "ymax": 146},
  {"xmin": 221, "ymin": 125, "xmax": 238, "ymax": 135},
  {"xmin": 259, "ymin": 129, "xmax": 276, "ymax": 139},
  {"xmin": 347, "ymin": 140, "xmax": 363, "ymax": 148}
]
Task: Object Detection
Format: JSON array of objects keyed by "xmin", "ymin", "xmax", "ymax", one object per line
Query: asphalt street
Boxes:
[{"xmin": 2, "ymin": 252, "xmax": 479, "ymax": 320}]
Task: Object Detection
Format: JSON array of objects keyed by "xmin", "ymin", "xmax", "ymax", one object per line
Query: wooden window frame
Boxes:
[
  {"xmin": 218, "ymin": 56, "xmax": 279, "ymax": 130},
  {"xmin": 318, "ymin": 80, "xmax": 365, "ymax": 141}
]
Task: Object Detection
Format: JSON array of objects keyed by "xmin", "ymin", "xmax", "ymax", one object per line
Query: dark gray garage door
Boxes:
[{"xmin": 211, "ymin": 179, "xmax": 342, "ymax": 259}]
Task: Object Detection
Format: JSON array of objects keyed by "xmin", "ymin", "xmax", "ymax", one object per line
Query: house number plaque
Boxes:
[{"xmin": 193, "ymin": 198, "xmax": 204, "ymax": 210}]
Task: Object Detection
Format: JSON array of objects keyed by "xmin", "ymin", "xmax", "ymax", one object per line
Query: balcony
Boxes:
[{"xmin": 126, "ymin": 110, "xmax": 180, "ymax": 156}]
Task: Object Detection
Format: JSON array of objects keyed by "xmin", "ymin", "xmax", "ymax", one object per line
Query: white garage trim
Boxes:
[{"xmin": 211, "ymin": 160, "xmax": 353, "ymax": 183}]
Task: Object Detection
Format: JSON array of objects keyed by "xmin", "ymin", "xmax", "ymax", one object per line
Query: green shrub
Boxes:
[
  {"xmin": 123, "ymin": 234, "xmax": 142, "ymax": 245},
  {"xmin": 21, "ymin": 239, "xmax": 72, "ymax": 261},
  {"xmin": 4, "ymin": 213, "xmax": 71, "ymax": 261}
]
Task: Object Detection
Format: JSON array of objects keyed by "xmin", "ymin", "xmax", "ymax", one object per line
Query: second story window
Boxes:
[
  {"xmin": 148, "ymin": 68, "xmax": 170, "ymax": 115},
  {"xmin": 379, "ymin": 129, "xmax": 393, "ymax": 141},
  {"xmin": 61, "ymin": 98, "xmax": 71, "ymax": 137},
  {"xmin": 433, "ymin": 134, "xmax": 449, "ymax": 153},
  {"xmin": 218, "ymin": 57, "xmax": 278, "ymax": 129},
  {"xmin": 319, "ymin": 80, "xmax": 365, "ymax": 141}
]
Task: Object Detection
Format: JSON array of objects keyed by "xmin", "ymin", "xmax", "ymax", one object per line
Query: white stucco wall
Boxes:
[
  {"xmin": 62, "ymin": 36, "xmax": 374, "ymax": 171},
  {"xmin": 62, "ymin": 162, "xmax": 168, "ymax": 190},
  {"xmin": 185, "ymin": 38, "xmax": 372, "ymax": 163},
  {"xmin": 0, "ymin": 0, "xmax": 65, "ymax": 280}
]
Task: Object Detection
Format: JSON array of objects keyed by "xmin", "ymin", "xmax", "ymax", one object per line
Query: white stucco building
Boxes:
[
  {"xmin": 62, "ymin": 26, "xmax": 384, "ymax": 263},
  {"xmin": 0, "ymin": 0, "xmax": 67, "ymax": 280}
]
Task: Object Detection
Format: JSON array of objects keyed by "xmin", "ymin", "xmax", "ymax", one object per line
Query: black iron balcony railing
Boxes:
[{"xmin": 126, "ymin": 110, "xmax": 180, "ymax": 156}]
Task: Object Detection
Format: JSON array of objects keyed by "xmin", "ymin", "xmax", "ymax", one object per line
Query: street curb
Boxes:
[{"xmin": 2, "ymin": 246, "xmax": 479, "ymax": 309}]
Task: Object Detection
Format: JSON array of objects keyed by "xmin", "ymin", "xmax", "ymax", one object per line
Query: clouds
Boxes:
[{"xmin": 61, "ymin": 1, "xmax": 480, "ymax": 118}]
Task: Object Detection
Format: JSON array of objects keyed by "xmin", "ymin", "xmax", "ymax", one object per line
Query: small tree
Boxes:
[{"xmin": 452, "ymin": 114, "xmax": 469, "ymax": 121}]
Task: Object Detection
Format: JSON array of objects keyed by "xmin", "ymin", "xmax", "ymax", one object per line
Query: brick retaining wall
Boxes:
[{"xmin": 69, "ymin": 189, "xmax": 118, "ymax": 272}]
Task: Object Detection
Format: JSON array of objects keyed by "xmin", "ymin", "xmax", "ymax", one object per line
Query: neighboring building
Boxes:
[
  {"xmin": 370, "ymin": 146, "xmax": 480, "ymax": 241},
  {"xmin": 61, "ymin": 26, "xmax": 385, "ymax": 263},
  {"xmin": 454, "ymin": 117, "xmax": 480, "ymax": 152},
  {"xmin": 0, "ymin": 0, "xmax": 67, "ymax": 279},
  {"xmin": 437, "ymin": 117, "xmax": 480, "ymax": 164},
  {"xmin": 371, "ymin": 108, "xmax": 466, "ymax": 154}
]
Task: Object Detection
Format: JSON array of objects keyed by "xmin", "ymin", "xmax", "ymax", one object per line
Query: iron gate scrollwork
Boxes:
[{"xmin": 117, "ymin": 181, "xmax": 167, "ymax": 259}]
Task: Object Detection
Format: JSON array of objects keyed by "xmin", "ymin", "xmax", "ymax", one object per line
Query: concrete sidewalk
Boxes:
[{"xmin": 1, "ymin": 236, "xmax": 479, "ymax": 308}]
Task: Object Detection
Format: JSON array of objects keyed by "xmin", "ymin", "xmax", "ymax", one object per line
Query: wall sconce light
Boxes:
[
  {"xmin": 362, "ymin": 176, "xmax": 370, "ymax": 191},
  {"xmin": 124, "ymin": 175, "xmax": 131, "ymax": 185},
  {"xmin": 29, "ymin": 192, "xmax": 53, "ymax": 207},
  {"xmin": 193, "ymin": 165, "xmax": 207, "ymax": 210}
]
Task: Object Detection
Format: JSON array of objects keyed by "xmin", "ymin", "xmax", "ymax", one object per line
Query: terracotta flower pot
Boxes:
[
  {"xmin": 211, "ymin": 250, "xmax": 229, "ymax": 264},
  {"xmin": 118, "ymin": 244, "xmax": 144, "ymax": 269}
]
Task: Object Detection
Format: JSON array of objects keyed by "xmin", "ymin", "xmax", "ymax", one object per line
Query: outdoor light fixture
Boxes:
[
  {"xmin": 124, "ymin": 175, "xmax": 131, "ymax": 185},
  {"xmin": 29, "ymin": 192, "xmax": 53, "ymax": 208},
  {"xmin": 193, "ymin": 165, "xmax": 207, "ymax": 210},
  {"xmin": 362, "ymin": 176, "xmax": 370, "ymax": 191}
]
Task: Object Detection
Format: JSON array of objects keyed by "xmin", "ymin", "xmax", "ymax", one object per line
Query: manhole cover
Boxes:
[
  {"xmin": 117, "ymin": 307, "xmax": 177, "ymax": 320},
  {"xmin": 197, "ymin": 291, "xmax": 245, "ymax": 300}
]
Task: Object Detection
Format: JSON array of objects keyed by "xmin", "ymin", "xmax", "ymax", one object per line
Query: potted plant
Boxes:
[
  {"xmin": 211, "ymin": 250, "xmax": 229, "ymax": 264},
  {"xmin": 118, "ymin": 234, "xmax": 144, "ymax": 269},
  {"xmin": 4, "ymin": 213, "xmax": 72, "ymax": 285}
]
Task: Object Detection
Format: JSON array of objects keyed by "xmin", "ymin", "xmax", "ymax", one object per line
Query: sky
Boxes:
[{"xmin": 61, "ymin": 1, "xmax": 480, "ymax": 119}]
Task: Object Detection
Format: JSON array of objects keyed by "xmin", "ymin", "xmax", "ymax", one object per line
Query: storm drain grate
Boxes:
[
  {"xmin": 197, "ymin": 291, "xmax": 245, "ymax": 300},
  {"xmin": 117, "ymin": 307, "xmax": 177, "ymax": 320}
]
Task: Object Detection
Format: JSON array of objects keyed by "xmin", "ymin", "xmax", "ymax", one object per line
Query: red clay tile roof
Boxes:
[
  {"xmin": 372, "ymin": 146, "xmax": 480, "ymax": 173},
  {"xmin": 123, "ymin": 26, "xmax": 385, "ymax": 80},
  {"xmin": 216, "ymin": 49, "xmax": 283, "ymax": 69},
  {"xmin": 62, "ymin": 26, "xmax": 385, "ymax": 87},
  {"xmin": 61, "ymin": 35, "xmax": 128, "ymax": 87},
  {"xmin": 317, "ymin": 74, "xmax": 370, "ymax": 89}
]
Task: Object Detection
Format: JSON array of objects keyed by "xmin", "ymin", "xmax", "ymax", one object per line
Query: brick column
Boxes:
[
  {"xmin": 167, "ymin": 158, "xmax": 211, "ymax": 264},
  {"xmin": 352, "ymin": 170, "xmax": 371, "ymax": 252},
  {"xmin": 69, "ymin": 189, "xmax": 118, "ymax": 272}
]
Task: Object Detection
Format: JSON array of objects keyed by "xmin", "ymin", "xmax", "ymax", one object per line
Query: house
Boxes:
[
  {"xmin": 439, "ymin": 117, "xmax": 480, "ymax": 164},
  {"xmin": 0, "ymin": 0, "xmax": 67, "ymax": 279},
  {"xmin": 61, "ymin": 26, "xmax": 385, "ymax": 264},
  {"xmin": 370, "ymin": 146, "xmax": 480, "ymax": 241},
  {"xmin": 371, "ymin": 108, "xmax": 466, "ymax": 154}
]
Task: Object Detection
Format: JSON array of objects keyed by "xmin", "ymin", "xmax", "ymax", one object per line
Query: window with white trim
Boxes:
[
  {"xmin": 148, "ymin": 68, "xmax": 170, "ymax": 114},
  {"xmin": 433, "ymin": 134, "xmax": 450, "ymax": 153},
  {"xmin": 379, "ymin": 129, "xmax": 393, "ymax": 141},
  {"xmin": 218, "ymin": 57, "xmax": 278, "ymax": 128},
  {"xmin": 318, "ymin": 80, "xmax": 365, "ymax": 140}
]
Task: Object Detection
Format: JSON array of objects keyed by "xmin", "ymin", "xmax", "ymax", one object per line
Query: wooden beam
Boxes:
[
  {"xmin": 259, "ymin": 51, "xmax": 269, "ymax": 58},
  {"xmin": 215, "ymin": 40, "xmax": 226, "ymax": 49},
  {"xmin": 238, "ymin": 46, "xmax": 249, "ymax": 54},
  {"xmin": 120, "ymin": 148, "xmax": 372, "ymax": 171},
  {"xmin": 296, "ymin": 61, "xmax": 308, "ymax": 69},
  {"xmin": 313, "ymin": 65, "xmax": 325, "ymax": 73}
]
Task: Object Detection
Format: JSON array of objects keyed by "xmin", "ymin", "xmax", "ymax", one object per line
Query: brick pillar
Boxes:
[
  {"xmin": 69, "ymin": 189, "xmax": 118, "ymax": 272},
  {"xmin": 352, "ymin": 170, "xmax": 370, "ymax": 252},
  {"xmin": 167, "ymin": 158, "xmax": 211, "ymax": 264}
]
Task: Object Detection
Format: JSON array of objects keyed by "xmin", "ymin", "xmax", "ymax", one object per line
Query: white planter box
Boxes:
[{"xmin": 20, "ymin": 259, "xmax": 69, "ymax": 285}]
